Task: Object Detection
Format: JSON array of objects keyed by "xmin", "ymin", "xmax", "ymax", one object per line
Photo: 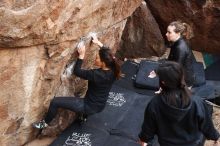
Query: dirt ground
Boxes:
[
  {"xmin": 205, "ymin": 107, "xmax": 220, "ymax": 146},
  {"xmin": 25, "ymin": 137, "xmax": 55, "ymax": 146}
]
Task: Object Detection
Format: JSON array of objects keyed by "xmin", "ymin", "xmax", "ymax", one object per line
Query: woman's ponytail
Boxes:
[
  {"xmin": 182, "ymin": 22, "xmax": 194, "ymax": 40},
  {"xmin": 169, "ymin": 21, "xmax": 194, "ymax": 40},
  {"xmin": 112, "ymin": 57, "xmax": 121, "ymax": 80},
  {"xmin": 99, "ymin": 47, "xmax": 121, "ymax": 80},
  {"xmin": 180, "ymin": 75, "xmax": 191, "ymax": 106}
]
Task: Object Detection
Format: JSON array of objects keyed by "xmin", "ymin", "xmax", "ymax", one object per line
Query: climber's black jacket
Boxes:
[{"xmin": 74, "ymin": 59, "xmax": 115, "ymax": 114}]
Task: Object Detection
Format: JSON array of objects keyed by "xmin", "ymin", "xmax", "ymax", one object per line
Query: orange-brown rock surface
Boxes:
[{"xmin": 118, "ymin": 1, "xmax": 165, "ymax": 59}]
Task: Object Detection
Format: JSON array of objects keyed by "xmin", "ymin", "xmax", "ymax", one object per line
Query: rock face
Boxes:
[
  {"xmin": 118, "ymin": 2, "xmax": 165, "ymax": 59},
  {"xmin": 146, "ymin": 0, "xmax": 220, "ymax": 55},
  {"xmin": 0, "ymin": 0, "xmax": 142, "ymax": 145}
]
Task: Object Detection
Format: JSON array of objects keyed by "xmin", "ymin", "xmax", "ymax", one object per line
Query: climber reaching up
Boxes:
[{"xmin": 33, "ymin": 37, "xmax": 121, "ymax": 129}]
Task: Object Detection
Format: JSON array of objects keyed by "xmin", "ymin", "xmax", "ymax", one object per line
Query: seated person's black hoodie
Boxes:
[{"xmin": 139, "ymin": 94, "xmax": 220, "ymax": 146}]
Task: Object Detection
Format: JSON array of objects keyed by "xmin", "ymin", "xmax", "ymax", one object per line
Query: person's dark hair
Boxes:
[
  {"xmin": 169, "ymin": 21, "xmax": 194, "ymax": 40},
  {"xmin": 99, "ymin": 46, "xmax": 121, "ymax": 79},
  {"xmin": 156, "ymin": 61, "xmax": 191, "ymax": 107}
]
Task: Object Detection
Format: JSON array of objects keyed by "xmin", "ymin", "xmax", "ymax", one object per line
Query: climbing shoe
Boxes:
[{"xmin": 32, "ymin": 120, "xmax": 48, "ymax": 129}]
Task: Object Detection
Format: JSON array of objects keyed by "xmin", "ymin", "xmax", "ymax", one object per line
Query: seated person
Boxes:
[
  {"xmin": 149, "ymin": 20, "xmax": 196, "ymax": 92},
  {"xmin": 166, "ymin": 21, "xmax": 195, "ymax": 87},
  {"xmin": 139, "ymin": 61, "xmax": 219, "ymax": 146}
]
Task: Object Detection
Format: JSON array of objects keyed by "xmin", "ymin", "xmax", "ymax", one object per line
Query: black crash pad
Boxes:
[
  {"xmin": 205, "ymin": 60, "xmax": 220, "ymax": 81},
  {"xmin": 114, "ymin": 60, "xmax": 155, "ymax": 96},
  {"xmin": 86, "ymin": 85, "xmax": 142, "ymax": 130},
  {"xmin": 50, "ymin": 124, "xmax": 109, "ymax": 146},
  {"xmin": 134, "ymin": 60, "xmax": 159, "ymax": 90},
  {"xmin": 104, "ymin": 135, "xmax": 140, "ymax": 146},
  {"xmin": 193, "ymin": 62, "xmax": 206, "ymax": 87},
  {"xmin": 193, "ymin": 80, "xmax": 220, "ymax": 100},
  {"xmin": 114, "ymin": 94, "xmax": 152, "ymax": 141},
  {"xmin": 49, "ymin": 84, "xmax": 155, "ymax": 146}
]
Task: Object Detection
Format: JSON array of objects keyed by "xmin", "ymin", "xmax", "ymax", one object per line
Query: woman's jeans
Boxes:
[{"xmin": 44, "ymin": 97, "xmax": 86, "ymax": 124}]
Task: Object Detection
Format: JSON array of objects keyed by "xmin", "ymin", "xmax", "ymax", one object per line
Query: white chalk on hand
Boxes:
[
  {"xmin": 77, "ymin": 39, "xmax": 85, "ymax": 49},
  {"xmin": 88, "ymin": 32, "xmax": 97, "ymax": 40},
  {"xmin": 65, "ymin": 62, "xmax": 75, "ymax": 78}
]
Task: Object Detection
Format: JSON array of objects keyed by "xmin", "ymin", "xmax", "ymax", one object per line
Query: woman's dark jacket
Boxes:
[
  {"xmin": 74, "ymin": 59, "xmax": 115, "ymax": 114},
  {"xmin": 168, "ymin": 38, "xmax": 195, "ymax": 86},
  {"xmin": 139, "ymin": 94, "xmax": 220, "ymax": 146}
]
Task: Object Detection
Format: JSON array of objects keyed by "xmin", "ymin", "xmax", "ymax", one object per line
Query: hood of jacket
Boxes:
[{"xmin": 159, "ymin": 94, "xmax": 192, "ymax": 122}]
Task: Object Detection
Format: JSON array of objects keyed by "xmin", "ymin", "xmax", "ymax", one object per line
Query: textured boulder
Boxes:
[
  {"xmin": 0, "ymin": 0, "xmax": 141, "ymax": 145},
  {"xmin": 118, "ymin": 1, "xmax": 165, "ymax": 59},
  {"xmin": 0, "ymin": 0, "xmax": 140, "ymax": 48},
  {"xmin": 146, "ymin": 0, "xmax": 220, "ymax": 54}
]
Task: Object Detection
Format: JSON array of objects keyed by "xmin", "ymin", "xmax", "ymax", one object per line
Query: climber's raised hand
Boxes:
[
  {"xmin": 77, "ymin": 42, "xmax": 86, "ymax": 59},
  {"xmin": 92, "ymin": 37, "xmax": 103, "ymax": 48}
]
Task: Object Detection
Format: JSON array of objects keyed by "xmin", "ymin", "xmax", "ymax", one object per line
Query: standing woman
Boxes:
[
  {"xmin": 166, "ymin": 21, "xmax": 195, "ymax": 87},
  {"xmin": 139, "ymin": 61, "xmax": 219, "ymax": 146},
  {"xmin": 33, "ymin": 38, "xmax": 120, "ymax": 129}
]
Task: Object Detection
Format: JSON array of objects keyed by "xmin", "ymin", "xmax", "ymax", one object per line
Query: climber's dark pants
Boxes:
[{"xmin": 44, "ymin": 97, "xmax": 86, "ymax": 124}]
